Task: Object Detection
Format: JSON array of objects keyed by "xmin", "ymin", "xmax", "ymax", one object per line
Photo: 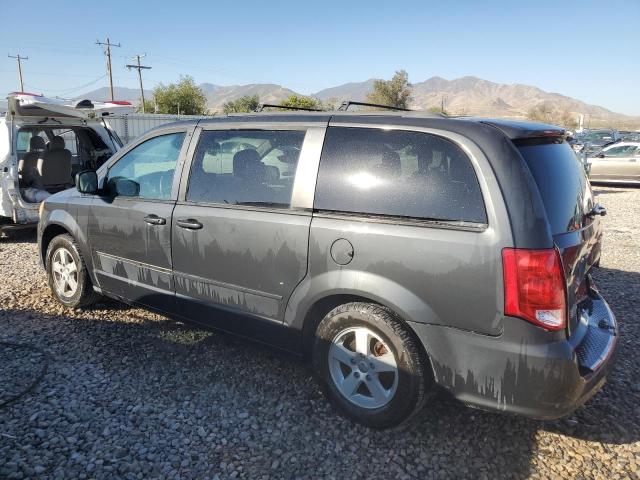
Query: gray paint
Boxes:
[
  {"xmin": 172, "ymin": 204, "xmax": 310, "ymax": 320},
  {"xmin": 37, "ymin": 112, "xmax": 618, "ymax": 420}
]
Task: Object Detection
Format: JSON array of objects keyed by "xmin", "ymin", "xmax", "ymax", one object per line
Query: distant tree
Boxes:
[
  {"xmin": 323, "ymin": 97, "xmax": 341, "ymax": 111},
  {"xmin": 427, "ymin": 106, "xmax": 449, "ymax": 116},
  {"xmin": 153, "ymin": 76, "xmax": 208, "ymax": 115},
  {"xmin": 527, "ymin": 104, "xmax": 555, "ymax": 124},
  {"xmin": 366, "ymin": 70, "xmax": 413, "ymax": 109},
  {"xmin": 528, "ymin": 104, "xmax": 578, "ymax": 128},
  {"xmin": 560, "ymin": 110, "xmax": 578, "ymax": 129},
  {"xmin": 222, "ymin": 95, "xmax": 260, "ymax": 114},
  {"xmin": 278, "ymin": 94, "xmax": 323, "ymax": 111},
  {"xmin": 137, "ymin": 98, "xmax": 156, "ymax": 114}
]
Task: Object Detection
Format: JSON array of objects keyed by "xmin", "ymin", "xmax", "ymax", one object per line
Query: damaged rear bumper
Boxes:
[{"xmin": 408, "ymin": 291, "xmax": 618, "ymax": 419}]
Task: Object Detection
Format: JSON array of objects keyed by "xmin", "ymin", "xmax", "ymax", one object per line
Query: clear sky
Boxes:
[{"xmin": 1, "ymin": 0, "xmax": 638, "ymax": 114}]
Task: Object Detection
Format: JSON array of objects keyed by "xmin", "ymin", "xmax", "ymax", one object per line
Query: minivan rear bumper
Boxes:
[{"xmin": 408, "ymin": 292, "xmax": 618, "ymax": 419}]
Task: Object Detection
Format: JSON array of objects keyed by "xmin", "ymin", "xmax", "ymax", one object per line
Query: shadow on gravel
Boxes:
[
  {"xmin": 540, "ymin": 266, "xmax": 640, "ymax": 446},
  {"xmin": 0, "ymin": 306, "xmax": 541, "ymax": 478},
  {"xmin": 1, "ymin": 265, "xmax": 637, "ymax": 478},
  {"xmin": 0, "ymin": 227, "xmax": 37, "ymax": 243},
  {"xmin": 592, "ymin": 185, "xmax": 638, "ymax": 194}
]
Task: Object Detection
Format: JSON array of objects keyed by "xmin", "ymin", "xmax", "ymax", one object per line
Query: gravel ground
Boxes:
[{"xmin": 0, "ymin": 186, "xmax": 639, "ymax": 480}]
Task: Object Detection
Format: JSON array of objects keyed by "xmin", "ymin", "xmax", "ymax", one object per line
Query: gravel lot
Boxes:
[{"xmin": 1, "ymin": 186, "xmax": 639, "ymax": 480}]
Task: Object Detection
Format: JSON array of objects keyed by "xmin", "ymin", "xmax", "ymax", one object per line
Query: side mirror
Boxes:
[
  {"xmin": 76, "ymin": 170, "xmax": 98, "ymax": 194},
  {"xmin": 598, "ymin": 153, "xmax": 605, "ymax": 158},
  {"xmin": 108, "ymin": 177, "xmax": 140, "ymax": 197}
]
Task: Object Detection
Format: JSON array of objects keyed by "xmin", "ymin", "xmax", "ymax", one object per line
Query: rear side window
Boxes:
[
  {"xmin": 517, "ymin": 139, "xmax": 593, "ymax": 235},
  {"xmin": 314, "ymin": 127, "xmax": 487, "ymax": 224},
  {"xmin": 187, "ymin": 130, "xmax": 306, "ymax": 208}
]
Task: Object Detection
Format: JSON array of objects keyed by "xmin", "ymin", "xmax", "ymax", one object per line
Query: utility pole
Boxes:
[
  {"xmin": 95, "ymin": 38, "xmax": 120, "ymax": 101},
  {"xmin": 126, "ymin": 54, "xmax": 152, "ymax": 113},
  {"xmin": 8, "ymin": 53, "xmax": 28, "ymax": 91}
]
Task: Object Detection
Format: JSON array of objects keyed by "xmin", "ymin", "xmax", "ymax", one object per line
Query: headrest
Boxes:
[
  {"xmin": 233, "ymin": 149, "xmax": 263, "ymax": 179},
  {"xmin": 376, "ymin": 149, "xmax": 401, "ymax": 175},
  {"xmin": 381, "ymin": 150, "xmax": 401, "ymax": 170},
  {"xmin": 48, "ymin": 136, "xmax": 65, "ymax": 150},
  {"xmin": 205, "ymin": 141, "xmax": 220, "ymax": 156},
  {"xmin": 29, "ymin": 136, "xmax": 46, "ymax": 151}
]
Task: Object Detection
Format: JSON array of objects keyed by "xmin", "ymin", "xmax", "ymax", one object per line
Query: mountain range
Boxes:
[{"xmin": 79, "ymin": 76, "xmax": 639, "ymax": 128}]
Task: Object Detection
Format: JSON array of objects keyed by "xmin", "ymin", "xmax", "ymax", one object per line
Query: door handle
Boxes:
[
  {"xmin": 176, "ymin": 218, "xmax": 203, "ymax": 230},
  {"xmin": 144, "ymin": 214, "xmax": 166, "ymax": 225}
]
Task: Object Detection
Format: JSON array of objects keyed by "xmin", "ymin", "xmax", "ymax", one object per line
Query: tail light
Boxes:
[{"xmin": 502, "ymin": 248, "xmax": 566, "ymax": 330}]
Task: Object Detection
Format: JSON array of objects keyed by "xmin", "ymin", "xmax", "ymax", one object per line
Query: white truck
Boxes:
[{"xmin": 0, "ymin": 93, "xmax": 131, "ymax": 227}]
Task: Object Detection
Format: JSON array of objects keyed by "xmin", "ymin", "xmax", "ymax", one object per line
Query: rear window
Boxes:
[
  {"xmin": 314, "ymin": 127, "xmax": 487, "ymax": 224},
  {"xmin": 517, "ymin": 139, "xmax": 593, "ymax": 235}
]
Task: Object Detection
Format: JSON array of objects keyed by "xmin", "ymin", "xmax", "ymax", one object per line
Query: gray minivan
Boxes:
[{"xmin": 38, "ymin": 112, "xmax": 618, "ymax": 428}]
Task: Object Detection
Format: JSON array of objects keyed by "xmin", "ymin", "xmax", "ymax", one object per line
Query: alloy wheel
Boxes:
[
  {"xmin": 51, "ymin": 247, "xmax": 78, "ymax": 298},
  {"xmin": 328, "ymin": 326, "xmax": 399, "ymax": 409}
]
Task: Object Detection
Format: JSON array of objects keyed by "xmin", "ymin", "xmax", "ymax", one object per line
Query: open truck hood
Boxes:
[{"xmin": 6, "ymin": 93, "xmax": 134, "ymax": 121}]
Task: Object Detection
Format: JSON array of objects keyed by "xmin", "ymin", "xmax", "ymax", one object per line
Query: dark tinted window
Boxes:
[
  {"xmin": 314, "ymin": 127, "xmax": 487, "ymax": 223},
  {"xmin": 187, "ymin": 130, "xmax": 306, "ymax": 208},
  {"xmin": 517, "ymin": 139, "xmax": 593, "ymax": 235}
]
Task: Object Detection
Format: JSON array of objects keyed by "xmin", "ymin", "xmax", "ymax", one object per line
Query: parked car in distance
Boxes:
[
  {"xmin": 38, "ymin": 112, "xmax": 618, "ymax": 428},
  {"xmin": 572, "ymin": 128, "xmax": 621, "ymax": 156},
  {"xmin": 587, "ymin": 141, "xmax": 640, "ymax": 184},
  {"xmin": 0, "ymin": 93, "xmax": 129, "ymax": 227},
  {"xmin": 619, "ymin": 130, "xmax": 640, "ymax": 142}
]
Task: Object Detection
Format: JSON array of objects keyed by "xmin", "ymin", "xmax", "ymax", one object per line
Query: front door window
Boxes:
[{"xmin": 107, "ymin": 132, "xmax": 185, "ymax": 200}]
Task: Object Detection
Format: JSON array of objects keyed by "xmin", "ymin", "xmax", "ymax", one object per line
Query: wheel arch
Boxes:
[
  {"xmin": 300, "ymin": 293, "xmax": 374, "ymax": 357},
  {"xmin": 40, "ymin": 223, "xmax": 72, "ymax": 265},
  {"xmin": 40, "ymin": 209, "xmax": 94, "ymax": 282},
  {"xmin": 298, "ymin": 292, "xmax": 435, "ymax": 382}
]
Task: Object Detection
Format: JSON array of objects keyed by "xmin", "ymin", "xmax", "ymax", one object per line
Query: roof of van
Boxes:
[{"xmin": 152, "ymin": 111, "xmax": 565, "ymax": 140}]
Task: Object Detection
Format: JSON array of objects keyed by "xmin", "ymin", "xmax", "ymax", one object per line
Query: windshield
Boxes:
[{"xmin": 580, "ymin": 131, "xmax": 614, "ymax": 144}]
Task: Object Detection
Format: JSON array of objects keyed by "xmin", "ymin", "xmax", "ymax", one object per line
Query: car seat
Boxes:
[
  {"xmin": 38, "ymin": 136, "xmax": 73, "ymax": 189},
  {"xmin": 19, "ymin": 136, "xmax": 46, "ymax": 189}
]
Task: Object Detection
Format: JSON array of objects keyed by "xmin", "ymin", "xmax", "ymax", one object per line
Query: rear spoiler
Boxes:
[{"xmin": 479, "ymin": 119, "xmax": 565, "ymax": 140}]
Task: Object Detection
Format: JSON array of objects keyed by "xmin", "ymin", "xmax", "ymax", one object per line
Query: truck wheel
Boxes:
[
  {"xmin": 313, "ymin": 302, "xmax": 432, "ymax": 428},
  {"xmin": 45, "ymin": 234, "xmax": 100, "ymax": 308}
]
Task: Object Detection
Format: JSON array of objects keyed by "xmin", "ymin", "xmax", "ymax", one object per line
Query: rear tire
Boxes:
[
  {"xmin": 45, "ymin": 234, "xmax": 100, "ymax": 308},
  {"xmin": 313, "ymin": 302, "xmax": 432, "ymax": 428}
]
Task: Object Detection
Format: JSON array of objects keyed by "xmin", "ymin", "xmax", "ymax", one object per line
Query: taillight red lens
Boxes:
[{"xmin": 502, "ymin": 248, "xmax": 566, "ymax": 330}]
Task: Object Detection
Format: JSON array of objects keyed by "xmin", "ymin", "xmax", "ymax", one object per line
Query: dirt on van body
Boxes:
[{"xmin": 0, "ymin": 186, "xmax": 639, "ymax": 480}]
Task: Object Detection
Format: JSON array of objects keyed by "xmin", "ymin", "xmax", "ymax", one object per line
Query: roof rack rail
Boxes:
[
  {"xmin": 255, "ymin": 103, "xmax": 322, "ymax": 112},
  {"xmin": 338, "ymin": 100, "xmax": 411, "ymax": 112}
]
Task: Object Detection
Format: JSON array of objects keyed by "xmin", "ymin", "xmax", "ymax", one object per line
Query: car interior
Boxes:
[
  {"xmin": 16, "ymin": 126, "xmax": 114, "ymax": 202},
  {"xmin": 187, "ymin": 131, "xmax": 304, "ymax": 207}
]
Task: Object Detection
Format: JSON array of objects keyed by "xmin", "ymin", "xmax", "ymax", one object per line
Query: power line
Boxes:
[
  {"xmin": 95, "ymin": 37, "xmax": 120, "ymax": 101},
  {"xmin": 24, "ymin": 73, "xmax": 108, "ymax": 97},
  {"xmin": 126, "ymin": 54, "xmax": 152, "ymax": 112},
  {"xmin": 7, "ymin": 53, "xmax": 28, "ymax": 91}
]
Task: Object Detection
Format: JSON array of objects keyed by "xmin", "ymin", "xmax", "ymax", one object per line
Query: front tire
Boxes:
[
  {"xmin": 46, "ymin": 234, "xmax": 100, "ymax": 308},
  {"xmin": 313, "ymin": 302, "xmax": 432, "ymax": 428}
]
